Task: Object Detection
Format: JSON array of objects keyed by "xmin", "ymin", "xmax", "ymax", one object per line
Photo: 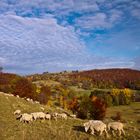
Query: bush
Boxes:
[
  {"xmin": 75, "ymin": 95, "xmax": 107, "ymax": 120},
  {"xmin": 90, "ymin": 89, "xmax": 134, "ymax": 107},
  {"xmin": 77, "ymin": 96, "xmax": 92, "ymax": 119},
  {"xmin": 90, "ymin": 90, "xmax": 113, "ymax": 107},
  {"xmin": 104, "ymin": 94, "xmax": 113, "ymax": 107},
  {"xmin": 12, "ymin": 77, "xmax": 37, "ymax": 99},
  {"xmin": 68, "ymin": 97, "xmax": 79, "ymax": 114},
  {"xmin": 90, "ymin": 96, "xmax": 107, "ymax": 120},
  {"xmin": 112, "ymin": 95, "xmax": 119, "ymax": 106},
  {"xmin": 38, "ymin": 85, "xmax": 51, "ymax": 104}
]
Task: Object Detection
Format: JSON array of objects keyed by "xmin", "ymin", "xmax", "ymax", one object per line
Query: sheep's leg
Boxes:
[
  {"xmin": 99, "ymin": 130, "xmax": 103, "ymax": 136},
  {"xmin": 112, "ymin": 130, "xmax": 115, "ymax": 136},
  {"xmin": 104, "ymin": 129, "xmax": 109, "ymax": 138},
  {"xmin": 90, "ymin": 127, "xmax": 94, "ymax": 135},
  {"xmin": 118, "ymin": 129, "xmax": 121, "ymax": 136},
  {"xmin": 121, "ymin": 129, "xmax": 125, "ymax": 136}
]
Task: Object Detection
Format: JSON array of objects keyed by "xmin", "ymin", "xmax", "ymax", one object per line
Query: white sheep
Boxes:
[
  {"xmin": 70, "ymin": 114, "xmax": 76, "ymax": 118},
  {"xmin": 38, "ymin": 112, "xmax": 46, "ymax": 120},
  {"xmin": 31, "ymin": 112, "xmax": 46, "ymax": 120},
  {"xmin": 45, "ymin": 114, "xmax": 51, "ymax": 120},
  {"xmin": 35, "ymin": 101, "xmax": 40, "ymax": 104},
  {"xmin": 16, "ymin": 95, "xmax": 19, "ymax": 98},
  {"xmin": 14, "ymin": 110, "xmax": 21, "ymax": 115},
  {"xmin": 7, "ymin": 94, "xmax": 14, "ymax": 97},
  {"xmin": 26, "ymin": 98, "xmax": 30, "ymax": 101},
  {"xmin": 58, "ymin": 113, "xmax": 67, "ymax": 120},
  {"xmin": 19, "ymin": 113, "xmax": 33, "ymax": 123},
  {"xmin": 108, "ymin": 122, "xmax": 125, "ymax": 136},
  {"xmin": 52, "ymin": 112, "xmax": 58, "ymax": 120},
  {"xmin": 84, "ymin": 120, "xmax": 108, "ymax": 136},
  {"xmin": 84, "ymin": 120, "xmax": 103, "ymax": 132},
  {"xmin": 31, "ymin": 112, "xmax": 39, "ymax": 120}
]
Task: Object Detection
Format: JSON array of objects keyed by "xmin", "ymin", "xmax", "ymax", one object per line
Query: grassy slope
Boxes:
[{"xmin": 0, "ymin": 93, "xmax": 140, "ymax": 140}]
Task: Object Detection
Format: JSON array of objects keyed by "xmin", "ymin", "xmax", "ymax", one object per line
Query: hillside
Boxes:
[
  {"xmin": 27, "ymin": 68, "xmax": 140, "ymax": 90},
  {"xmin": 70, "ymin": 68, "xmax": 140, "ymax": 89},
  {"xmin": 0, "ymin": 92, "xmax": 140, "ymax": 140}
]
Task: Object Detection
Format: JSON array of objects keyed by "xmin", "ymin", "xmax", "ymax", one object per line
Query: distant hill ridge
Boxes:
[
  {"xmin": 69, "ymin": 68, "xmax": 140, "ymax": 89},
  {"xmin": 1, "ymin": 68, "xmax": 140, "ymax": 90}
]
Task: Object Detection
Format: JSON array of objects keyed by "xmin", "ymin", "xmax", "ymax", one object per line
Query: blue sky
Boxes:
[{"xmin": 0, "ymin": 0, "xmax": 140, "ymax": 74}]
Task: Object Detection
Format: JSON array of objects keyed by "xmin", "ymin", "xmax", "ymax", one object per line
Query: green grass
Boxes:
[{"xmin": 0, "ymin": 93, "xmax": 140, "ymax": 140}]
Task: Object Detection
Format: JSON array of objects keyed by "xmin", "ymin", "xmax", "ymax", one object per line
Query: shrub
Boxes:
[
  {"xmin": 68, "ymin": 97, "xmax": 79, "ymax": 114},
  {"xmin": 75, "ymin": 95, "xmax": 107, "ymax": 120},
  {"xmin": 38, "ymin": 85, "xmax": 51, "ymax": 104},
  {"xmin": 112, "ymin": 95, "xmax": 119, "ymax": 106},
  {"xmin": 111, "ymin": 88, "xmax": 133, "ymax": 105},
  {"xmin": 77, "ymin": 96, "xmax": 92, "ymax": 119},
  {"xmin": 104, "ymin": 93, "xmax": 113, "ymax": 107},
  {"xmin": 90, "ymin": 96, "xmax": 107, "ymax": 120},
  {"xmin": 12, "ymin": 77, "xmax": 37, "ymax": 99}
]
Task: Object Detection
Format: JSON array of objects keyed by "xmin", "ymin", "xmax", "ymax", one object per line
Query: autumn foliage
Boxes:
[
  {"xmin": 90, "ymin": 95, "xmax": 107, "ymax": 120},
  {"xmin": 70, "ymin": 69, "xmax": 140, "ymax": 90},
  {"xmin": 68, "ymin": 97, "xmax": 79, "ymax": 114},
  {"xmin": 38, "ymin": 85, "xmax": 51, "ymax": 104},
  {"xmin": 68, "ymin": 95, "xmax": 107, "ymax": 120},
  {"xmin": 12, "ymin": 77, "xmax": 37, "ymax": 99}
]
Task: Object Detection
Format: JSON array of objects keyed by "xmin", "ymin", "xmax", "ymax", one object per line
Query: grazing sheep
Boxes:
[
  {"xmin": 53, "ymin": 112, "xmax": 58, "ymax": 117},
  {"xmin": 35, "ymin": 101, "xmax": 40, "ymax": 104},
  {"xmin": 26, "ymin": 98, "xmax": 30, "ymax": 101},
  {"xmin": 31, "ymin": 112, "xmax": 46, "ymax": 120},
  {"xmin": 31, "ymin": 112, "xmax": 39, "ymax": 120},
  {"xmin": 45, "ymin": 114, "xmax": 51, "ymax": 120},
  {"xmin": 84, "ymin": 120, "xmax": 102, "ymax": 132},
  {"xmin": 38, "ymin": 112, "xmax": 46, "ymax": 120},
  {"xmin": 19, "ymin": 113, "xmax": 33, "ymax": 123},
  {"xmin": 58, "ymin": 113, "xmax": 67, "ymax": 120},
  {"xmin": 7, "ymin": 94, "xmax": 14, "ymax": 97},
  {"xmin": 14, "ymin": 110, "xmax": 21, "ymax": 115},
  {"xmin": 70, "ymin": 114, "xmax": 76, "ymax": 118},
  {"xmin": 108, "ymin": 122, "xmax": 125, "ymax": 136},
  {"xmin": 84, "ymin": 120, "xmax": 108, "ymax": 136},
  {"xmin": 16, "ymin": 95, "xmax": 19, "ymax": 98},
  {"xmin": 52, "ymin": 112, "xmax": 58, "ymax": 120}
]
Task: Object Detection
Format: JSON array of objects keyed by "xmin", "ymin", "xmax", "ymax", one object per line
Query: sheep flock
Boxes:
[
  {"xmin": 14, "ymin": 109, "xmax": 126, "ymax": 137},
  {"xmin": 14, "ymin": 110, "xmax": 69, "ymax": 123}
]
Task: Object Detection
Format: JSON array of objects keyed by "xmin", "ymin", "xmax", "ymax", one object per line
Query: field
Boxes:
[{"xmin": 0, "ymin": 93, "xmax": 140, "ymax": 140}]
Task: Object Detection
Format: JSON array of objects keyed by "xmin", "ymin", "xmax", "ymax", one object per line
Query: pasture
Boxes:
[{"xmin": 0, "ymin": 93, "xmax": 140, "ymax": 140}]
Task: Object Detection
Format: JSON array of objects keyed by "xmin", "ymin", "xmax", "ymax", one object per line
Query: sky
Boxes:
[{"xmin": 0, "ymin": 0, "xmax": 140, "ymax": 74}]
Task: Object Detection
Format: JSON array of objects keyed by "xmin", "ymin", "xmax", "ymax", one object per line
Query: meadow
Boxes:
[{"xmin": 0, "ymin": 93, "xmax": 140, "ymax": 140}]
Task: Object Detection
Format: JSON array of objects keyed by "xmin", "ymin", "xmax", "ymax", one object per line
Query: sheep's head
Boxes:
[
  {"xmin": 16, "ymin": 114, "xmax": 22, "ymax": 120},
  {"xmin": 84, "ymin": 122, "xmax": 90, "ymax": 132}
]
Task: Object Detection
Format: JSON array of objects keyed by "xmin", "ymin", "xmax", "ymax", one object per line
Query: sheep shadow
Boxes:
[{"xmin": 73, "ymin": 125, "xmax": 85, "ymax": 133}]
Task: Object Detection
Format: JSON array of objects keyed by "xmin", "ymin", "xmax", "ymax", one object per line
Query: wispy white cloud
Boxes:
[
  {"xmin": 0, "ymin": 0, "xmax": 99, "ymax": 16},
  {"xmin": 75, "ymin": 13, "xmax": 110, "ymax": 30},
  {"xmin": 131, "ymin": 9, "xmax": 140, "ymax": 19},
  {"xmin": 0, "ymin": 14, "xmax": 87, "ymax": 74},
  {"xmin": 74, "ymin": 9, "xmax": 123, "ymax": 31}
]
